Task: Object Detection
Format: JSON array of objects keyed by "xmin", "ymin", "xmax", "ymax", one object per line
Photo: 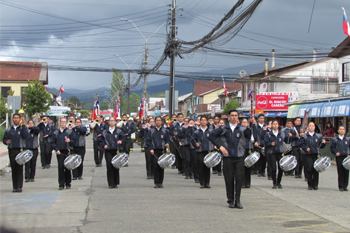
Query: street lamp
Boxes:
[{"xmin": 121, "ymin": 18, "xmax": 166, "ymax": 118}]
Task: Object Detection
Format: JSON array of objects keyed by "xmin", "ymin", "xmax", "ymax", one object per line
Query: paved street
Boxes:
[{"xmin": 1, "ymin": 136, "xmax": 349, "ymax": 233}]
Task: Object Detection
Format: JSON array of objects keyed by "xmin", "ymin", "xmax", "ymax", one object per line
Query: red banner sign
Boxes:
[{"xmin": 255, "ymin": 95, "xmax": 288, "ymax": 110}]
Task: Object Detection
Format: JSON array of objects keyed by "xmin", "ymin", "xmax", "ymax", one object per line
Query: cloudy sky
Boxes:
[{"xmin": 0, "ymin": 0, "xmax": 349, "ymax": 90}]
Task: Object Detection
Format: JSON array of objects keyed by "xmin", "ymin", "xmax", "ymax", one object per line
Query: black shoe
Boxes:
[
  {"xmin": 339, "ymin": 188, "xmax": 344, "ymax": 191},
  {"xmin": 66, "ymin": 185, "xmax": 71, "ymax": 189},
  {"xmin": 212, "ymin": 170, "xmax": 218, "ymax": 174},
  {"xmin": 258, "ymin": 173, "xmax": 262, "ymax": 177},
  {"xmin": 218, "ymin": 172, "xmax": 222, "ymax": 176},
  {"xmin": 200, "ymin": 185, "xmax": 205, "ymax": 189},
  {"xmin": 25, "ymin": 179, "xmax": 30, "ymax": 182},
  {"xmin": 245, "ymin": 184, "xmax": 250, "ymax": 188},
  {"xmin": 17, "ymin": 188, "xmax": 22, "ymax": 193},
  {"xmin": 178, "ymin": 171, "xmax": 182, "ymax": 174},
  {"xmin": 272, "ymin": 184, "xmax": 277, "ymax": 189},
  {"xmin": 182, "ymin": 173, "xmax": 185, "ymax": 176},
  {"xmin": 112, "ymin": 185, "xmax": 117, "ymax": 188},
  {"xmin": 295, "ymin": 175, "xmax": 299, "ymax": 178},
  {"xmin": 95, "ymin": 164, "xmax": 100, "ymax": 167},
  {"xmin": 78, "ymin": 177, "xmax": 83, "ymax": 180},
  {"xmin": 195, "ymin": 179, "xmax": 199, "ymax": 183},
  {"xmin": 277, "ymin": 183, "xmax": 282, "ymax": 189},
  {"xmin": 99, "ymin": 164, "xmax": 103, "ymax": 167},
  {"xmin": 185, "ymin": 176, "xmax": 189, "ymax": 179},
  {"xmin": 72, "ymin": 177, "xmax": 77, "ymax": 180},
  {"xmin": 158, "ymin": 184, "xmax": 163, "ymax": 188},
  {"xmin": 190, "ymin": 175, "xmax": 194, "ymax": 179},
  {"xmin": 261, "ymin": 173, "xmax": 266, "ymax": 177},
  {"xmin": 150, "ymin": 175, "xmax": 154, "ymax": 179},
  {"xmin": 46, "ymin": 164, "xmax": 50, "ymax": 169},
  {"xmin": 308, "ymin": 186, "xmax": 313, "ymax": 190},
  {"xmin": 12, "ymin": 189, "xmax": 17, "ymax": 193},
  {"xmin": 268, "ymin": 176, "xmax": 272, "ymax": 180},
  {"xmin": 59, "ymin": 186, "xmax": 64, "ymax": 190},
  {"xmin": 235, "ymin": 202, "xmax": 243, "ymax": 209},
  {"xmin": 154, "ymin": 184, "xmax": 159, "ymax": 188},
  {"xmin": 109, "ymin": 186, "xmax": 114, "ymax": 189},
  {"xmin": 147, "ymin": 175, "xmax": 151, "ymax": 179},
  {"xmin": 344, "ymin": 188, "xmax": 348, "ymax": 191},
  {"xmin": 42, "ymin": 166, "xmax": 46, "ymax": 169},
  {"xmin": 313, "ymin": 186, "xmax": 318, "ymax": 190},
  {"xmin": 205, "ymin": 185, "xmax": 211, "ymax": 189},
  {"xmin": 228, "ymin": 202, "xmax": 235, "ymax": 208},
  {"xmin": 124, "ymin": 164, "xmax": 128, "ymax": 167},
  {"xmin": 30, "ymin": 179, "xmax": 35, "ymax": 182},
  {"xmin": 171, "ymin": 165, "xmax": 176, "ymax": 169}
]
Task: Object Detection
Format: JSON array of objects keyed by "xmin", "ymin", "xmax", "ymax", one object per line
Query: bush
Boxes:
[{"xmin": 0, "ymin": 125, "xmax": 6, "ymax": 142}]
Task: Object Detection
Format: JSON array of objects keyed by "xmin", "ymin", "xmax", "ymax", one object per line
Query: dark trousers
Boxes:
[
  {"xmin": 105, "ymin": 150, "xmax": 120, "ymax": 187},
  {"xmin": 191, "ymin": 149, "xmax": 199, "ymax": 180},
  {"xmin": 181, "ymin": 146, "xmax": 192, "ymax": 177},
  {"xmin": 9, "ymin": 148, "xmax": 23, "ymax": 190},
  {"xmin": 336, "ymin": 155, "xmax": 349, "ymax": 189},
  {"xmin": 124, "ymin": 139, "xmax": 133, "ymax": 154},
  {"xmin": 292, "ymin": 146, "xmax": 303, "ymax": 176},
  {"xmin": 40, "ymin": 141, "xmax": 52, "ymax": 166},
  {"xmin": 213, "ymin": 159, "xmax": 222, "ymax": 173},
  {"xmin": 93, "ymin": 140, "xmax": 104, "ymax": 165},
  {"xmin": 152, "ymin": 149, "xmax": 164, "ymax": 185},
  {"xmin": 243, "ymin": 149, "xmax": 251, "ymax": 187},
  {"xmin": 72, "ymin": 147, "xmax": 86, "ymax": 178},
  {"xmin": 145, "ymin": 148, "xmax": 153, "ymax": 177},
  {"xmin": 56, "ymin": 150, "xmax": 71, "ymax": 187},
  {"xmin": 174, "ymin": 141, "xmax": 183, "ymax": 173},
  {"xmin": 25, "ymin": 148, "xmax": 38, "ymax": 179},
  {"xmin": 255, "ymin": 146, "xmax": 266, "ymax": 175},
  {"xmin": 197, "ymin": 151, "xmax": 210, "ymax": 186},
  {"xmin": 223, "ymin": 156, "xmax": 244, "ymax": 203},
  {"xmin": 268, "ymin": 153, "xmax": 283, "ymax": 185},
  {"xmin": 304, "ymin": 154, "xmax": 319, "ymax": 188}
]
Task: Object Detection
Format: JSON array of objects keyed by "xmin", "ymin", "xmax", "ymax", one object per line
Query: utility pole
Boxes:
[
  {"xmin": 127, "ymin": 72, "xmax": 130, "ymax": 115},
  {"xmin": 142, "ymin": 43, "xmax": 148, "ymax": 119},
  {"xmin": 169, "ymin": 0, "xmax": 176, "ymax": 116}
]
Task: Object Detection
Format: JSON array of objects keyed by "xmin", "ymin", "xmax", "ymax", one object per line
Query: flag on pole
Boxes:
[
  {"xmin": 91, "ymin": 97, "xmax": 100, "ymax": 121},
  {"xmin": 248, "ymin": 89, "xmax": 253, "ymax": 98},
  {"xmin": 58, "ymin": 84, "xmax": 64, "ymax": 95},
  {"xmin": 222, "ymin": 76, "xmax": 228, "ymax": 96},
  {"xmin": 114, "ymin": 98, "xmax": 119, "ymax": 118},
  {"xmin": 139, "ymin": 98, "xmax": 144, "ymax": 120},
  {"xmin": 343, "ymin": 7, "xmax": 350, "ymax": 37}
]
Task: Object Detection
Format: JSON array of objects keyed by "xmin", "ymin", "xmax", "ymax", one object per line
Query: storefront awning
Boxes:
[
  {"xmin": 321, "ymin": 100, "xmax": 350, "ymax": 117},
  {"xmin": 287, "ymin": 105, "xmax": 300, "ymax": 118}
]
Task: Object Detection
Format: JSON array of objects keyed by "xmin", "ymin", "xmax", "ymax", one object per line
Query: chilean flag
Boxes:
[
  {"xmin": 58, "ymin": 84, "xmax": 64, "ymax": 94},
  {"xmin": 114, "ymin": 99, "xmax": 119, "ymax": 118},
  {"xmin": 343, "ymin": 7, "xmax": 350, "ymax": 37},
  {"xmin": 139, "ymin": 99, "xmax": 144, "ymax": 120},
  {"xmin": 90, "ymin": 97, "xmax": 100, "ymax": 121},
  {"xmin": 222, "ymin": 77, "xmax": 228, "ymax": 96}
]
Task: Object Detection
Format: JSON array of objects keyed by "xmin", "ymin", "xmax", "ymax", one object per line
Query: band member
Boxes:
[
  {"xmin": 300, "ymin": 122, "xmax": 326, "ymax": 190},
  {"xmin": 139, "ymin": 118, "xmax": 148, "ymax": 152},
  {"xmin": 90, "ymin": 115, "xmax": 105, "ymax": 167},
  {"xmin": 265, "ymin": 120, "xmax": 273, "ymax": 180},
  {"xmin": 168, "ymin": 114, "xmax": 177, "ymax": 169},
  {"xmin": 68, "ymin": 116, "xmax": 75, "ymax": 129},
  {"xmin": 169, "ymin": 113, "xmax": 184, "ymax": 174},
  {"xmin": 292, "ymin": 117, "xmax": 305, "ymax": 178},
  {"xmin": 252, "ymin": 114, "xmax": 267, "ymax": 177},
  {"xmin": 24, "ymin": 120, "xmax": 39, "ymax": 183},
  {"xmin": 264, "ymin": 120, "xmax": 287, "ymax": 189},
  {"xmin": 51, "ymin": 118, "xmax": 75, "ymax": 190},
  {"xmin": 146, "ymin": 116, "xmax": 170, "ymax": 188},
  {"xmin": 178, "ymin": 118, "xmax": 193, "ymax": 179},
  {"xmin": 121, "ymin": 115, "xmax": 135, "ymax": 158},
  {"xmin": 139, "ymin": 118, "xmax": 155, "ymax": 179},
  {"xmin": 99, "ymin": 117, "xmax": 125, "ymax": 189},
  {"xmin": 281, "ymin": 119, "xmax": 297, "ymax": 176},
  {"xmin": 209, "ymin": 109, "xmax": 251, "ymax": 209},
  {"xmin": 330, "ymin": 126, "xmax": 349, "ymax": 191},
  {"xmin": 241, "ymin": 118, "xmax": 253, "ymax": 188},
  {"xmin": 3, "ymin": 114, "xmax": 28, "ymax": 192},
  {"xmin": 192, "ymin": 116, "xmax": 214, "ymax": 188},
  {"xmin": 71, "ymin": 119, "xmax": 87, "ymax": 180},
  {"xmin": 128, "ymin": 117, "xmax": 136, "ymax": 153},
  {"xmin": 211, "ymin": 116, "xmax": 222, "ymax": 176},
  {"xmin": 38, "ymin": 116, "xmax": 56, "ymax": 169},
  {"xmin": 187, "ymin": 119, "xmax": 199, "ymax": 183}
]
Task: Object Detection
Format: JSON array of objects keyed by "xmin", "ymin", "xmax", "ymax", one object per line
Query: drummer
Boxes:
[
  {"xmin": 300, "ymin": 122, "xmax": 326, "ymax": 190},
  {"xmin": 146, "ymin": 116, "xmax": 170, "ymax": 188},
  {"xmin": 264, "ymin": 120, "xmax": 287, "ymax": 189},
  {"xmin": 99, "ymin": 117, "xmax": 125, "ymax": 189},
  {"xmin": 241, "ymin": 118, "xmax": 253, "ymax": 188},
  {"xmin": 192, "ymin": 116, "xmax": 214, "ymax": 189},
  {"xmin": 330, "ymin": 126, "xmax": 349, "ymax": 191},
  {"xmin": 51, "ymin": 118, "xmax": 75, "ymax": 190}
]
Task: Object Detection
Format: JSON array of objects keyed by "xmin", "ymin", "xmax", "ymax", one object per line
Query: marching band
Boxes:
[{"xmin": 2, "ymin": 110, "xmax": 350, "ymax": 209}]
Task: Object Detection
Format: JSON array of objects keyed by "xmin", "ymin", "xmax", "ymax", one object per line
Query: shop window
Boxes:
[{"xmin": 342, "ymin": 62, "xmax": 350, "ymax": 82}]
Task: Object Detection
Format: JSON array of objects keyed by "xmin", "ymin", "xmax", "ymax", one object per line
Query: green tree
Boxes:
[
  {"xmin": 69, "ymin": 96, "xmax": 81, "ymax": 106},
  {"xmin": 23, "ymin": 79, "xmax": 53, "ymax": 119},
  {"xmin": 77, "ymin": 110, "xmax": 89, "ymax": 118},
  {"xmin": 222, "ymin": 99, "xmax": 241, "ymax": 115},
  {"xmin": 129, "ymin": 93, "xmax": 141, "ymax": 113},
  {"xmin": 0, "ymin": 96, "xmax": 11, "ymax": 123},
  {"xmin": 111, "ymin": 68, "xmax": 127, "ymax": 114}
]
